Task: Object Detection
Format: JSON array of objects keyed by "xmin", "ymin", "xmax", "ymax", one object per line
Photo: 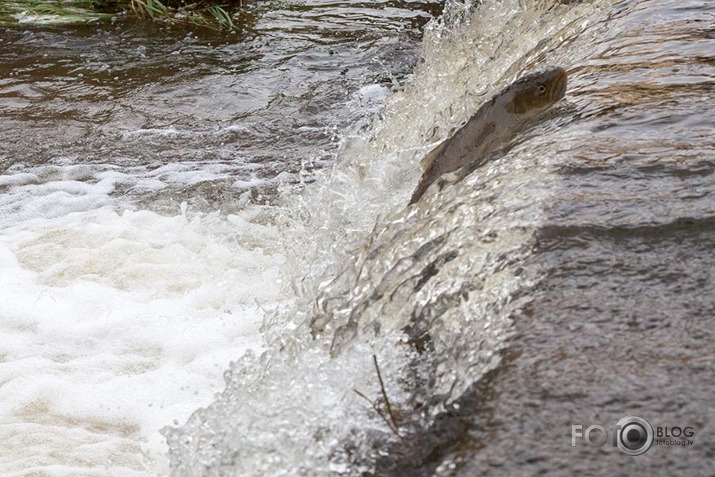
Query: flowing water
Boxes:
[{"xmin": 1, "ymin": 0, "xmax": 714, "ymax": 475}]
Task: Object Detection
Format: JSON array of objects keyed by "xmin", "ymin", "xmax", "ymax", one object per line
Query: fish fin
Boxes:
[
  {"xmin": 408, "ymin": 177, "xmax": 429, "ymax": 205},
  {"xmin": 419, "ymin": 139, "xmax": 450, "ymax": 171},
  {"xmin": 409, "ymin": 163, "xmax": 440, "ymax": 205}
]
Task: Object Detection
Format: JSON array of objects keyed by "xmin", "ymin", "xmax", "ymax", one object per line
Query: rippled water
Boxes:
[
  {"xmin": 1, "ymin": 1, "xmax": 437, "ymax": 213},
  {"xmin": 2, "ymin": 0, "xmax": 714, "ymax": 475}
]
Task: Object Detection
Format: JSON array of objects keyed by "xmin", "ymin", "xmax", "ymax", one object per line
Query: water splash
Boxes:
[{"xmin": 165, "ymin": 0, "xmax": 615, "ymax": 475}]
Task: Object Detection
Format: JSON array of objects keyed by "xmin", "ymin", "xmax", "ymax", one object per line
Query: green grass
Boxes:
[{"xmin": 0, "ymin": 0, "xmax": 244, "ymax": 29}]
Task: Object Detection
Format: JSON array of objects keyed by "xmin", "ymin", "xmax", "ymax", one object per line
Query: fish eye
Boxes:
[{"xmin": 538, "ymin": 84, "xmax": 546, "ymax": 94}]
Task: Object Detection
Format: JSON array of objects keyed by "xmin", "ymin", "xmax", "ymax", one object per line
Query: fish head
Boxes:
[{"xmin": 506, "ymin": 67, "xmax": 568, "ymax": 115}]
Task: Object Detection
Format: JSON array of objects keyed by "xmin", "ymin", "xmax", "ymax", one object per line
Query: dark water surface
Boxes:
[{"xmin": 406, "ymin": 0, "xmax": 715, "ymax": 475}]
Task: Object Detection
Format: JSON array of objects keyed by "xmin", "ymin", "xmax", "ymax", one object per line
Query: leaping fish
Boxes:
[{"xmin": 409, "ymin": 67, "xmax": 568, "ymax": 205}]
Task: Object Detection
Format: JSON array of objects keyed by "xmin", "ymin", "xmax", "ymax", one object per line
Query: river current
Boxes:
[{"xmin": 1, "ymin": 0, "xmax": 713, "ymax": 475}]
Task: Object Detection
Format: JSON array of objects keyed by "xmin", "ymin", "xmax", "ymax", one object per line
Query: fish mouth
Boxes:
[{"xmin": 549, "ymin": 67, "xmax": 568, "ymax": 101}]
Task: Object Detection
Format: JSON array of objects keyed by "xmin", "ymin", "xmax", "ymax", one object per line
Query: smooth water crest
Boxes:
[{"xmin": 2, "ymin": 0, "xmax": 714, "ymax": 475}]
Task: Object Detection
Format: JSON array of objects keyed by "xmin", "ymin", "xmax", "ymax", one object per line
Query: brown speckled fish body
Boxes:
[{"xmin": 409, "ymin": 67, "xmax": 568, "ymax": 205}]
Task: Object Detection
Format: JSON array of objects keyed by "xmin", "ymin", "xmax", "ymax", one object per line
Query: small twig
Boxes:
[
  {"xmin": 372, "ymin": 355, "xmax": 399, "ymax": 430},
  {"xmin": 353, "ymin": 389, "xmax": 404, "ymax": 440},
  {"xmin": 352, "ymin": 355, "xmax": 404, "ymax": 440}
]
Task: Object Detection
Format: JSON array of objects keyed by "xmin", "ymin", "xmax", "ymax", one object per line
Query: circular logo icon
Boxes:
[{"xmin": 616, "ymin": 416, "xmax": 653, "ymax": 456}]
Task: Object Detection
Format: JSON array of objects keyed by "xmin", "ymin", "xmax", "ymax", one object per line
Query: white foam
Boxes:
[
  {"xmin": 0, "ymin": 166, "xmax": 290, "ymax": 475},
  {"xmin": 355, "ymin": 84, "xmax": 389, "ymax": 112},
  {"xmin": 121, "ymin": 126, "xmax": 185, "ymax": 138}
]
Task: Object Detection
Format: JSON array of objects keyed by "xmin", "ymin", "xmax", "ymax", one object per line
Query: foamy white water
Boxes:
[{"xmin": 0, "ymin": 161, "xmax": 290, "ymax": 476}]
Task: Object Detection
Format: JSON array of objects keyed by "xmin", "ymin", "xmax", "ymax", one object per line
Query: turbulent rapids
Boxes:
[{"xmin": 1, "ymin": 0, "xmax": 713, "ymax": 475}]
